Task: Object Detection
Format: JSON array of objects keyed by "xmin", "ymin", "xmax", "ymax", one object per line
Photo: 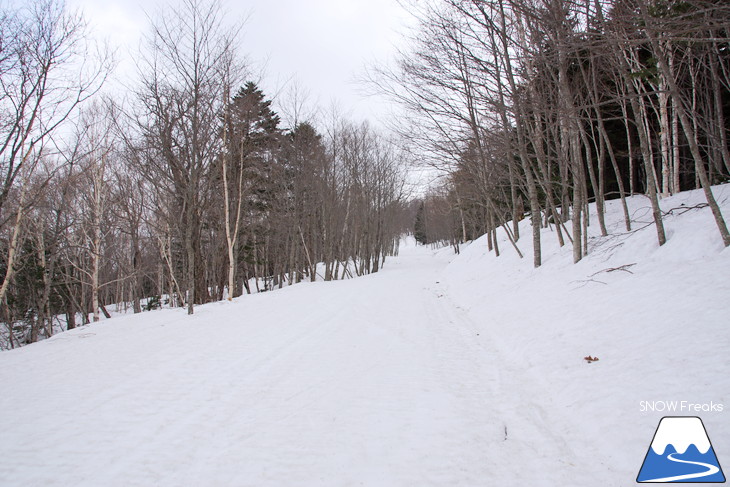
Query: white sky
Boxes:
[{"xmin": 66, "ymin": 0, "xmax": 414, "ymax": 129}]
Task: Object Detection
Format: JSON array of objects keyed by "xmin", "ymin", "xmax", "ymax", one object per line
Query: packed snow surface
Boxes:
[{"xmin": 1, "ymin": 186, "xmax": 729, "ymax": 486}]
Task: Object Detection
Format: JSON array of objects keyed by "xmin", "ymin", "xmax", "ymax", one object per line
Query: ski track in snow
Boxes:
[
  {"xmin": 1, "ymin": 186, "xmax": 729, "ymax": 486},
  {"xmin": 1, "ymin": 245, "xmax": 564, "ymax": 486}
]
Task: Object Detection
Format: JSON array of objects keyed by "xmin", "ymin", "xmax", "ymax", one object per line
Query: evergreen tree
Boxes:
[{"xmin": 219, "ymin": 81, "xmax": 281, "ymax": 297}]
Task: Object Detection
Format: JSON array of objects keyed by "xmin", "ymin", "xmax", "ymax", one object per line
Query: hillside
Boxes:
[{"xmin": 1, "ymin": 185, "xmax": 728, "ymax": 486}]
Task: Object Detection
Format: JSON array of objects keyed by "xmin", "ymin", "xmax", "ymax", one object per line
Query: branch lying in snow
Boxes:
[
  {"xmin": 589, "ymin": 263, "xmax": 637, "ymax": 277},
  {"xmin": 662, "ymin": 203, "xmax": 708, "ymax": 217},
  {"xmin": 588, "ymin": 201, "xmax": 713, "ymax": 260},
  {"xmin": 571, "ymin": 278, "xmax": 608, "ymax": 288},
  {"xmin": 573, "ymin": 264, "xmax": 636, "ymax": 288},
  {"xmin": 610, "ymin": 203, "xmax": 710, "ymax": 239}
]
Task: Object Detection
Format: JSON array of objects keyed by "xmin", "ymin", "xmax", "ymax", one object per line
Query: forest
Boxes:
[
  {"xmin": 2, "ymin": 0, "xmax": 730, "ymax": 349},
  {"xmin": 392, "ymin": 0, "xmax": 730, "ymax": 262},
  {"xmin": 0, "ymin": 0, "xmax": 411, "ymax": 348}
]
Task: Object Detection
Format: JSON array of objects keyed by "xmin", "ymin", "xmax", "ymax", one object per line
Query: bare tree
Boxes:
[
  {"xmin": 135, "ymin": 0, "xmax": 240, "ymax": 314},
  {"xmin": 0, "ymin": 0, "xmax": 109, "ymax": 307}
]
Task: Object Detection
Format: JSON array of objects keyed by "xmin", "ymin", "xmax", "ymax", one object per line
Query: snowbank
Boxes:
[{"xmin": 441, "ymin": 184, "xmax": 730, "ymax": 483}]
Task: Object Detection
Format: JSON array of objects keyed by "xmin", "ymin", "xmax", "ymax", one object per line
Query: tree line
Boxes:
[
  {"xmin": 378, "ymin": 0, "xmax": 730, "ymax": 262},
  {"xmin": 0, "ymin": 0, "xmax": 410, "ymax": 348}
]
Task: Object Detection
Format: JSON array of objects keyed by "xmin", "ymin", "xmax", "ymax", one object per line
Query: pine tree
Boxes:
[{"xmin": 220, "ymin": 82, "xmax": 281, "ymax": 298}]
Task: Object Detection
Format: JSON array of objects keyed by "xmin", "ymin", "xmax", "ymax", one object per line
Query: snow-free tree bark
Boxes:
[
  {"xmin": 634, "ymin": 0, "xmax": 730, "ymax": 247},
  {"xmin": 0, "ymin": 0, "xmax": 108, "ymax": 308},
  {"xmin": 136, "ymin": 0, "xmax": 241, "ymax": 314},
  {"xmin": 220, "ymin": 83, "xmax": 280, "ymax": 299}
]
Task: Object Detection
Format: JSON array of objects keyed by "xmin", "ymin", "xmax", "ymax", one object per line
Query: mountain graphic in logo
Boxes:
[{"xmin": 637, "ymin": 416, "xmax": 725, "ymax": 483}]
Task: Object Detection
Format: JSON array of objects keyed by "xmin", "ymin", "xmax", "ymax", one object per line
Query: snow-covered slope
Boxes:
[
  {"xmin": 441, "ymin": 184, "xmax": 730, "ymax": 483},
  {"xmin": 0, "ymin": 185, "xmax": 728, "ymax": 486}
]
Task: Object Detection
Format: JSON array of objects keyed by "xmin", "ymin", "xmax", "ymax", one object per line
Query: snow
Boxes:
[
  {"xmin": 650, "ymin": 417, "xmax": 711, "ymax": 455},
  {"xmin": 1, "ymin": 185, "xmax": 729, "ymax": 485}
]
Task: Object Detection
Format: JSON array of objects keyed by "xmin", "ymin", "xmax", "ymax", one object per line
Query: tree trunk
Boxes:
[{"xmin": 637, "ymin": 8, "xmax": 730, "ymax": 247}]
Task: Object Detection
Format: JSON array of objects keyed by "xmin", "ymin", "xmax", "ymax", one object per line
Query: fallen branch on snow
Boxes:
[
  {"xmin": 662, "ymin": 203, "xmax": 708, "ymax": 217},
  {"xmin": 589, "ymin": 263, "xmax": 637, "ymax": 277}
]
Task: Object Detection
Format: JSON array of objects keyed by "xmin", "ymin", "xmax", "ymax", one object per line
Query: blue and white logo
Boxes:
[{"xmin": 637, "ymin": 416, "xmax": 725, "ymax": 483}]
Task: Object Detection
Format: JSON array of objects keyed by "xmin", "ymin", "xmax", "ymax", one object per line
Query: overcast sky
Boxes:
[{"xmin": 66, "ymin": 0, "xmax": 414, "ymax": 129}]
